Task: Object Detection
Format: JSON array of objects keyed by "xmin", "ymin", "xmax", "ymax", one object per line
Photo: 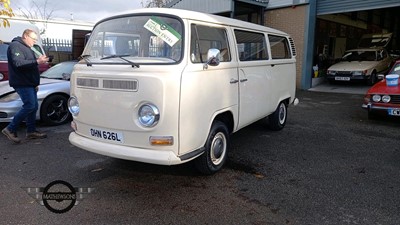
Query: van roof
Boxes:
[{"xmin": 96, "ymin": 8, "xmax": 289, "ymax": 36}]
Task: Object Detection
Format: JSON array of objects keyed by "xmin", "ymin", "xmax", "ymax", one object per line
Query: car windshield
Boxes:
[
  {"xmin": 40, "ymin": 62, "xmax": 76, "ymax": 80},
  {"xmin": 341, "ymin": 50, "xmax": 377, "ymax": 62},
  {"xmin": 389, "ymin": 62, "xmax": 400, "ymax": 76},
  {"xmin": 82, "ymin": 15, "xmax": 183, "ymax": 65}
]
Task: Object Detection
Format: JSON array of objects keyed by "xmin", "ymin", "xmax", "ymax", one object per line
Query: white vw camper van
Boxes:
[{"xmin": 68, "ymin": 8, "xmax": 298, "ymax": 174}]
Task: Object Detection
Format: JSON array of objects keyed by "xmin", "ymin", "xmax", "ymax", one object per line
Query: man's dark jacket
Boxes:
[{"xmin": 7, "ymin": 37, "xmax": 40, "ymax": 88}]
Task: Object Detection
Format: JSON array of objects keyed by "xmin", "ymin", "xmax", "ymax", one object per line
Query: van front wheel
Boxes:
[
  {"xmin": 268, "ymin": 101, "xmax": 287, "ymax": 131},
  {"xmin": 195, "ymin": 121, "xmax": 229, "ymax": 175}
]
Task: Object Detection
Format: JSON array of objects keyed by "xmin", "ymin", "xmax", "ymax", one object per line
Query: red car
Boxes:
[{"xmin": 362, "ymin": 60, "xmax": 400, "ymax": 119}]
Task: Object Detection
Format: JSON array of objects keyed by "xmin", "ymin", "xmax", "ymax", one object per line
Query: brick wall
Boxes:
[{"xmin": 265, "ymin": 5, "xmax": 307, "ymax": 89}]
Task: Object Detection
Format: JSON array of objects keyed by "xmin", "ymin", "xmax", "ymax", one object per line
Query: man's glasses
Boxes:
[{"xmin": 27, "ymin": 35, "xmax": 38, "ymax": 41}]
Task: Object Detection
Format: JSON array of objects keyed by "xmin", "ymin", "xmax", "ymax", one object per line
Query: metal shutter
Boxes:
[{"xmin": 317, "ymin": 0, "xmax": 400, "ymax": 15}]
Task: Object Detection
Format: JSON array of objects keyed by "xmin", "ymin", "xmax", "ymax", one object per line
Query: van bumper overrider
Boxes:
[{"xmin": 69, "ymin": 132, "xmax": 184, "ymax": 166}]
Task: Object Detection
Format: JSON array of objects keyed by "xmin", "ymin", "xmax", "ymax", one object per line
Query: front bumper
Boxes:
[
  {"xmin": 0, "ymin": 101, "xmax": 42, "ymax": 122},
  {"xmin": 69, "ymin": 132, "xmax": 185, "ymax": 166},
  {"xmin": 362, "ymin": 103, "xmax": 400, "ymax": 117}
]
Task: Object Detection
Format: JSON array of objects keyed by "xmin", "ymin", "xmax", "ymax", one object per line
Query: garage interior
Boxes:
[{"xmin": 312, "ymin": 5, "xmax": 400, "ymax": 90}]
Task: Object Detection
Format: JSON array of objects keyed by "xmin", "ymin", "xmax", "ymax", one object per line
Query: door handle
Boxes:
[
  {"xmin": 230, "ymin": 78, "xmax": 239, "ymax": 84},
  {"xmin": 240, "ymin": 78, "xmax": 248, "ymax": 82}
]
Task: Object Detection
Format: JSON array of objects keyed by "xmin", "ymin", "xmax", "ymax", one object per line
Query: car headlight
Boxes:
[
  {"xmin": 327, "ymin": 70, "xmax": 336, "ymax": 75},
  {"xmin": 352, "ymin": 71, "xmax": 363, "ymax": 76},
  {"xmin": 138, "ymin": 103, "xmax": 159, "ymax": 127},
  {"xmin": 0, "ymin": 73, "xmax": 4, "ymax": 81},
  {"xmin": 0, "ymin": 92, "xmax": 20, "ymax": 102},
  {"xmin": 68, "ymin": 96, "xmax": 80, "ymax": 116},
  {"xmin": 372, "ymin": 94, "xmax": 381, "ymax": 102},
  {"xmin": 382, "ymin": 95, "xmax": 391, "ymax": 103}
]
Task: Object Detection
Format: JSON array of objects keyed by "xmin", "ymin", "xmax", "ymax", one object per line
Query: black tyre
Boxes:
[
  {"xmin": 40, "ymin": 94, "xmax": 71, "ymax": 126},
  {"xmin": 367, "ymin": 71, "xmax": 377, "ymax": 85},
  {"xmin": 195, "ymin": 120, "xmax": 229, "ymax": 175},
  {"xmin": 268, "ymin": 101, "xmax": 287, "ymax": 131}
]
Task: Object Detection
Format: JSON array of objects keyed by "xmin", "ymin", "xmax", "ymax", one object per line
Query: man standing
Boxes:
[{"xmin": 2, "ymin": 29, "xmax": 49, "ymax": 143}]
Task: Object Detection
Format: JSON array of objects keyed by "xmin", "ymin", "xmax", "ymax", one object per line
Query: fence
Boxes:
[{"xmin": 42, "ymin": 38, "xmax": 73, "ymax": 64}]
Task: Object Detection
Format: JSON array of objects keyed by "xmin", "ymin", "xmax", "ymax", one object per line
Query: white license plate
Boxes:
[
  {"xmin": 89, "ymin": 128, "xmax": 124, "ymax": 143},
  {"xmin": 388, "ymin": 108, "xmax": 400, "ymax": 116},
  {"xmin": 335, "ymin": 77, "xmax": 350, "ymax": 81}
]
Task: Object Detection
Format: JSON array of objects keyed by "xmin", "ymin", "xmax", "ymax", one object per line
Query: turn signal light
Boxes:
[{"xmin": 150, "ymin": 136, "xmax": 173, "ymax": 146}]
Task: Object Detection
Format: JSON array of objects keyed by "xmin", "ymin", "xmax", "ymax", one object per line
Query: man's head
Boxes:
[{"xmin": 22, "ymin": 29, "xmax": 38, "ymax": 48}]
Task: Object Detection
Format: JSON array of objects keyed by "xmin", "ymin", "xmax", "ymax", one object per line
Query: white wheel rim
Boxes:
[
  {"xmin": 278, "ymin": 103, "xmax": 286, "ymax": 125},
  {"xmin": 210, "ymin": 132, "xmax": 227, "ymax": 165}
]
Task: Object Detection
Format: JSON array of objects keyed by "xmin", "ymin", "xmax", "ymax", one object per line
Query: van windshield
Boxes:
[{"xmin": 83, "ymin": 15, "xmax": 183, "ymax": 64}]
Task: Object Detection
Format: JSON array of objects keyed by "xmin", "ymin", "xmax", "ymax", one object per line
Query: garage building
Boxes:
[{"xmin": 166, "ymin": 0, "xmax": 400, "ymax": 89}]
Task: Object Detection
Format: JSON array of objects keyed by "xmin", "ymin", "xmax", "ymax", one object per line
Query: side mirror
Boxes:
[
  {"xmin": 203, "ymin": 48, "xmax": 220, "ymax": 70},
  {"xmin": 62, "ymin": 73, "xmax": 71, "ymax": 80}
]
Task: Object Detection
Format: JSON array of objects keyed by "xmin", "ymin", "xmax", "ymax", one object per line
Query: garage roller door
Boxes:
[{"xmin": 317, "ymin": 0, "xmax": 400, "ymax": 15}]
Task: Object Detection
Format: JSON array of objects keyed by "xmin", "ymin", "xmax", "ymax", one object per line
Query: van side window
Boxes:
[
  {"xmin": 190, "ymin": 24, "xmax": 230, "ymax": 63},
  {"xmin": 268, "ymin": 35, "xmax": 291, "ymax": 59},
  {"xmin": 234, "ymin": 30, "xmax": 268, "ymax": 61}
]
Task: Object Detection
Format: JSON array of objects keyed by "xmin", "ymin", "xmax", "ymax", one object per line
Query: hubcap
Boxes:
[
  {"xmin": 210, "ymin": 132, "xmax": 226, "ymax": 165},
  {"xmin": 278, "ymin": 103, "xmax": 286, "ymax": 124}
]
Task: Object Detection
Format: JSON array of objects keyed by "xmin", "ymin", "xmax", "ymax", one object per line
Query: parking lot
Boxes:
[{"xmin": 0, "ymin": 90, "xmax": 399, "ymax": 225}]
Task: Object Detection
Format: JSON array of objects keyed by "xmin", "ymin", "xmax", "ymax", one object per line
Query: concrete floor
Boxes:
[{"xmin": 308, "ymin": 78, "xmax": 371, "ymax": 95}]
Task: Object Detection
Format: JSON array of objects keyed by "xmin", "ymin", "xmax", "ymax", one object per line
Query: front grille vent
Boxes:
[
  {"xmin": 77, "ymin": 78, "xmax": 99, "ymax": 88},
  {"xmin": 0, "ymin": 112, "xmax": 7, "ymax": 118},
  {"xmin": 390, "ymin": 95, "xmax": 400, "ymax": 104},
  {"xmin": 103, "ymin": 80, "xmax": 138, "ymax": 91}
]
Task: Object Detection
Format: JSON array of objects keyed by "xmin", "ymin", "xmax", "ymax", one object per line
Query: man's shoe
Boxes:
[
  {"xmin": 26, "ymin": 131, "xmax": 47, "ymax": 139},
  {"xmin": 2, "ymin": 127, "xmax": 21, "ymax": 143}
]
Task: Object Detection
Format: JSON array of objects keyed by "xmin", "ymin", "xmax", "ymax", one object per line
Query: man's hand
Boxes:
[
  {"xmin": 35, "ymin": 86, "xmax": 39, "ymax": 92},
  {"xmin": 37, "ymin": 55, "xmax": 49, "ymax": 64}
]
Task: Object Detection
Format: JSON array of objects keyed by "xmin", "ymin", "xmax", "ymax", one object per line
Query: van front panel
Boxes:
[{"xmin": 71, "ymin": 64, "xmax": 182, "ymax": 152}]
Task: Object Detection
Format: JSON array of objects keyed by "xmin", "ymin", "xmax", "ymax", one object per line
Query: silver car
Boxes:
[{"xmin": 0, "ymin": 61, "xmax": 77, "ymax": 126}]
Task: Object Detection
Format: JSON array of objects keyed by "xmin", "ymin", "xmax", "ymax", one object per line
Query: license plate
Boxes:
[
  {"xmin": 89, "ymin": 128, "xmax": 124, "ymax": 143},
  {"xmin": 388, "ymin": 108, "xmax": 400, "ymax": 116},
  {"xmin": 335, "ymin": 76, "xmax": 350, "ymax": 81}
]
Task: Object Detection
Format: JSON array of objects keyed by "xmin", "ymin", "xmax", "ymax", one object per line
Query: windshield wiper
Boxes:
[
  {"xmin": 101, "ymin": 54, "xmax": 140, "ymax": 68},
  {"xmin": 79, "ymin": 54, "xmax": 92, "ymax": 67}
]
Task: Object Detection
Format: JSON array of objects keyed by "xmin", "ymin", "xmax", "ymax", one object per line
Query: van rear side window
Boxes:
[
  {"xmin": 268, "ymin": 35, "xmax": 291, "ymax": 59},
  {"xmin": 234, "ymin": 30, "xmax": 268, "ymax": 61}
]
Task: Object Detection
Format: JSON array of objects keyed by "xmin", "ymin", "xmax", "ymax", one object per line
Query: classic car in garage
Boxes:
[{"xmin": 327, "ymin": 33, "xmax": 393, "ymax": 85}]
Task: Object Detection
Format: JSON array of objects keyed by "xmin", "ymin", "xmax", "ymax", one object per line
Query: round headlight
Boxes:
[
  {"xmin": 372, "ymin": 94, "xmax": 381, "ymax": 102},
  {"xmin": 0, "ymin": 73, "xmax": 4, "ymax": 81},
  {"xmin": 138, "ymin": 104, "xmax": 159, "ymax": 127},
  {"xmin": 382, "ymin": 95, "xmax": 391, "ymax": 103},
  {"xmin": 68, "ymin": 96, "xmax": 80, "ymax": 116}
]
